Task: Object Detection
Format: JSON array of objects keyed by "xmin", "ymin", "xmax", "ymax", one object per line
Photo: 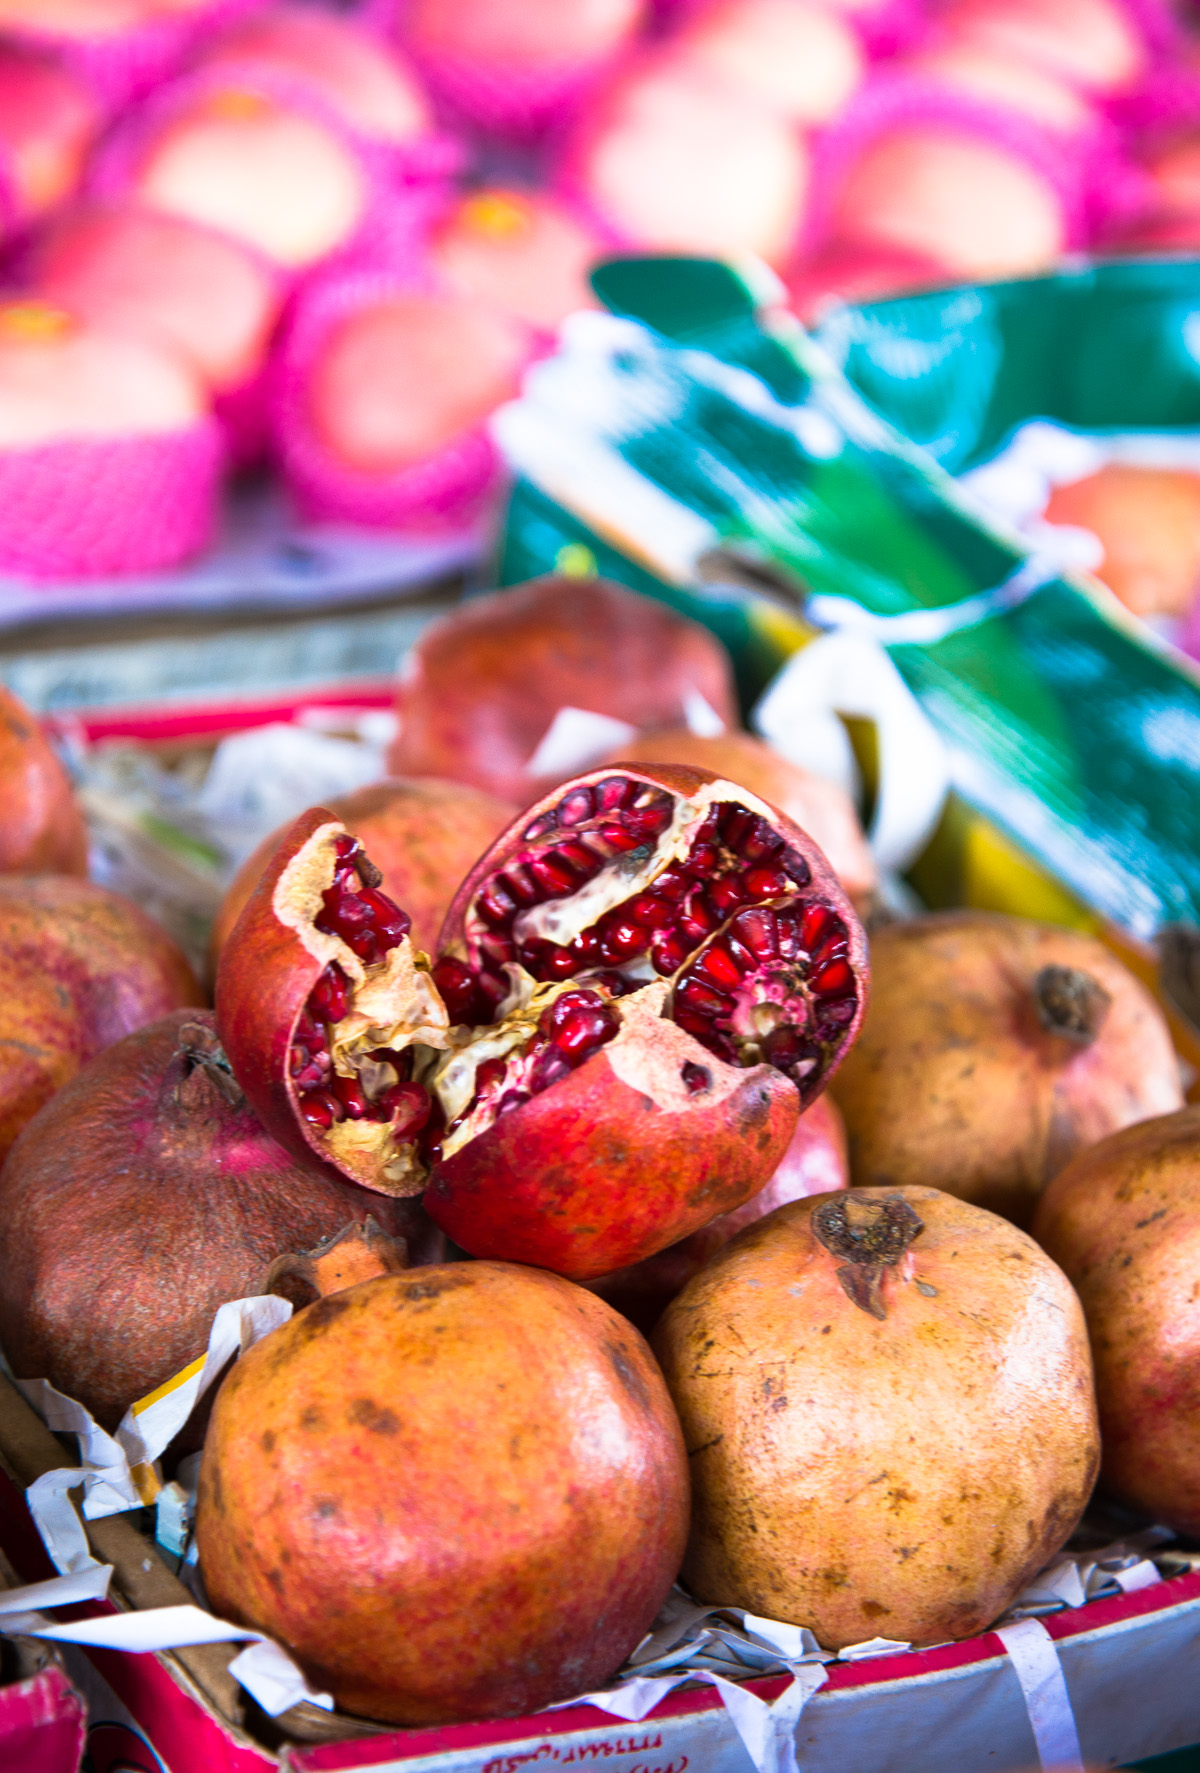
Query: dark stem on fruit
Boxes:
[
  {"xmin": 812, "ymin": 1194, "xmax": 924, "ymax": 1321},
  {"xmin": 177, "ymin": 1021, "xmax": 244, "ymax": 1109},
  {"xmin": 1034, "ymin": 965, "xmax": 1112, "ymax": 1046}
]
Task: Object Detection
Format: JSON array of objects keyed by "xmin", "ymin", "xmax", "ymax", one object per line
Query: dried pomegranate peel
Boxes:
[{"xmin": 216, "ymin": 768, "xmax": 867, "ymax": 1279}]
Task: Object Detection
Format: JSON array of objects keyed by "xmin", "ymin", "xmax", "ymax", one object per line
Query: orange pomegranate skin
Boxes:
[
  {"xmin": 1034, "ymin": 1107, "xmax": 1200, "ymax": 1536},
  {"xmin": 830, "ymin": 912, "xmax": 1182, "ymax": 1227},
  {"xmin": 210, "ymin": 775, "xmax": 515, "ymax": 963},
  {"xmin": 0, "ymin": 876, "xmax": 200, "ymax": 1164},
  {"xmin": 387, "ymin": 576, "xmax": 739, "ymax": 804},
  {"xmin": 597, "ymin": 727, "xmax": 876, "ymax": 907},
  {"xmin": 0, "ymin": 686, "xmax": 87, "ymax": 874},
  {"xmin": 654, "ymin": 1186, "xmax": 1099, "ymax": 1649},
  {"xmin": 196, "ymin": 1263, "xmax": 689, "ymax": 1724}
]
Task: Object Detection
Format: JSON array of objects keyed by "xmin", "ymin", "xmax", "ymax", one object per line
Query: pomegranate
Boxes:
[
  {"xmin": 654, "ymin": 1187, "xmax": 1099, "ymax": 1647},
  {"xmin": 387, "ymin": 576, "xmax": 739, "ymax": 804},
  {"xmin": 195, "ymin": 5, "xmax": 431, "ymax": 146},
  {"xmin": 830, "ymin": 912, "xmax": 1183, "ymax": 1227},
  {"xmin": 567, "ymin": 54, "xmax": 809, "ymax": 265},
  {"xmin": 590, "ymin": 1091, "xmax": 847, "ymax": 1333},
  {"xmin": 0, "ymin": 299, "xmax": 206, "ymax": 451},
  {"xmin": 594, "ymin": 727, "xmax": 876, "ymax": 907},
  {"xmin": 128, "ymin": 86, "xmax": 369, "ymax": 270},
  {"xmin": 674, "ymin": 0, "xmax": 864, "ymax": 126},
  {"xmin": 214, "ymin": 765, "xmax": 865, "ymax": 1277},
  {"xmin": 0, "ymin": 876, "xmax": 200, "ymax": 1166},
  {"xmin": 35, "ymin": 207, "xmax": 281, "ymax": 400},
  {"xmin": 300, "ymin": 286, "xmax": 528, "ymax": 477},
  {"xmin": 195, "ymin": 1260, "xmax": 688, "ymax": 1723},
  {"xmin": 210, "ymin": 775, "xmax": 516, "ymax": 965},
  {"xmin": 1043, "ymin": 464, "xmax": 1200, "ymax": 621},
  {"xmin": 937, "ymin": 0, "xmax": 1150, "ymax": 95},
  {"xmin": 1034, "ymin": 1107, "xmax": 1200, "ymax": 1537},
  {"xmin": 0, "ymin": 685, "xmax": 88, "ymax": 876},
  {"xmin": 0, "ymin": 1011, "xmax": 421, "ymax": 1431},
  {"xmin": 0, "ymin": 47, "xmax": 99, "ymax": 234},
  {"xmin": 787, "ymin": 239, "xmax": 948, "ymax": 323},
  {"xmin": 827, "ymin": 122, "xmax": 1068, "ymax": 280},
  {"xmin": 430, "ymin": 189, "xmax": 602, "ymax": 335}
]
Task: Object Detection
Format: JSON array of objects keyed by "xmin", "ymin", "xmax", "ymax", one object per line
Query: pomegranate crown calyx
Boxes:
[{"xmin": 812, "ymin": 1194, "xmax": 924, "ymax": 1321}]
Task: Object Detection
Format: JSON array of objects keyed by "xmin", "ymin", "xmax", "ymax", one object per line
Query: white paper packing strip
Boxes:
[{"xmin": 995, "ymin": 1619, "xmax": 1085, "ymax": 1773}]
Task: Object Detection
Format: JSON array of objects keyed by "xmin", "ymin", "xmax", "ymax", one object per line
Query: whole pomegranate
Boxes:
[
  {"xmin": 595, "ymin": 727, "xmax": 876, "ymax": 907},
  {"xmin": 830, "ymin": 912, "xmax": 1182, "ymax": 1227},
  {"xmin": 590, "ymin": 1092, "xmax": 847, "ymax": 1333},
  {"xmin": 214, "ymin": 762, "xmax": 866, "ymax": 1278},
  {"xmin": 1034, "ymin": 1107, "xmax": 1200, "ymax": 1536},
  {"xmin": 210, "ymin": 775, "xmax": 515, "ymax": 964},
  {"xmin": 654, "ymin": 1187, "xmax": 1099, "ymax": 1648},
  {"xmin": 195, "ymin": 1262, "xmax": 689, "ymax": 1724},
  {"xmin": 36, "ymin": 206, "xmax": 281, "ymax": 400},
  {"xmin": 0, "ymin": 686, "xmax": 87, "ymax": 876},
  {"xmin": 387, "ymin": 576, "xmax": 738, "ymax": 804},
  {"xmin": 0, "ymin": 1011, "xmax": 420, "ymax": 1430},
  {"xmin": 0, "ymin": 876, "xmax": 200, "ymax": 1165}
]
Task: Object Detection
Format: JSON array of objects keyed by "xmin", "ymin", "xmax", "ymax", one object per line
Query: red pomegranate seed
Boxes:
[
  {"xmin": 652, "ymin": 866, "xmax": 689, "ymax": 901},
  {"xmin": 695, "ymin": 945, "xmax": 743, "ymax": 992},
  {"xmin": 556, "ymin": 841, "xmax": 600, "ymax": 878},
  {"xmin": 596, "ymin": 822, "xmax": 641, "ymax": 854},
  {"xmin": 552, "ymin": 1006, "xmax": 616, "ymax": 1063},
  {"xmin": 775, "ymin": 910, "xmax": 801, "ymax": 960},
  {"xmin": 730, "ymin": 907, "xmax": 778, "ymax": 961},
  {"xmin": 557, "ymin": 785, "xmax": 596, "ymax": 825},
  {"xmin": 624, "ymin": 802, "xmax": 672, "ymax": 842},
  {"xmin": 685, "ymin": 844, "xmax": 718, "ymax": 875},
  {"xmin": 479, "ymin": 931, "xmax": 515, "ymax": 967},
  {"xmin": 599, "ymin": 919, "xmax": 650, "ymax": 963},
  {"xmin": 693, "ymin": 807, "xmax": 722, "ymax": 843},
  {"xmin": 726, "ymin": 933, "xmax": 756, "ymax": 973},
  {"xmin": 673, "ymin": 1006, "xmax": 711, "ymax": 1038},
  {"xmin": 432, "ymin": 956, "xmax": 479, "ymax": 1022},
  {"xmin": 721, "ymin": 805, "xmax": 754, "ymax": 849},
  {"xmin": 569, "ymin": 928, "xmax": 602, "ymax": 965},
  {"xmin": 310, "ymin": 961, "xmax": 349, "ymax": 1022},
  {"xmin": 378, "ymin": 1081, "xmax": 432, "ymax": 1136},
  {"xmin": 741, "ymin": 817, "xmax": 783, "ymax": 864},
  {"xmin": 523, "ymin": 940, "xmax": 579, "ymax": 980},
  {"xmin": 495, "ymin": 1088, "xmax": 530, "ymax": 1116},
  {"xmin": 542, "ymin": 988, "xmax": 602, "ymax": 1031},
  {"xmin": 301, "ymin": 1087, "xmax": 342, "ymax": 1127},
  {"xmin": 529, "ymin": 1048, "xmax": 571, "ymax": 1093},
  {"xmin": 291, "ymin": 1057, "xmax": 327, "ymax": 1091},
  {"xmin": 651, "ymin": 928, "xmax": 691, "ymax": 975},
  {"xmin": 594, "ymin": 776, "xmax": 634, "ymax": 812},
  {"xmin": 502, "ymin": 865, "xmax": 539, "ymax": 907},
  {"xmin": 679, "ymin": 901, "xmax": 717, "ymax": 943},
  {"xmin": 332, "ymin": 1074, "xmax": 371, "ymax": 1119},
  {"xmin": 347, "ymin": 928, "xmax": 381, "ymax": 964},
  {"xmin": 522, "ymin": 811, "xmax": 557, "ymax": 840},
  {"xmin": 812, "ymin": 957, "xmax": 855, "ymax": 998},
  {"xmin": 799, "ymin": 903, "xmax": 834, "ymax": 953},
  {"xmin": 782, "ymin": 847, "xmax": 811, "ymax": 886},
  {"xmin": 530, "ymin": 854, "xmax": 579, "ymax": 897},
  {"xmin": 677, "ymin": 977, "xmax": 732, "ymax": 1017},
  {"xmin": 817, "ymin": 997, "xmax": 858, "ymax": 1032},
  {"xmin": 358, "ymin": 887, "xmax": 411, "ymax": 947},
  {"xmin": 742, "ymin": 867, "xmax": 790, "ymax": 900},
  {"xmin": 478, "ymin": 879, "xmax": 518, "ymax": 927},
  {"xmin": 810, "ymin": 929, "xmax": 849, "ymax": 973},
  {"xmin": 475, "ymin": 1058, "xmax": 509, "ymax": 1095},
  {"xmin": 629, "ymin": 893, "xmax": 674, "ymax": 928},
  {"xmin": 708, "ymin": 877, "xmax": 745, "ymax": 917},
  {"xmin": 681, "ymin": 1060, "xmax": 711, "ymax": 1094},
  {"xmin": 315, "ymin": 885, "xmax": 370, "ymax": 939},
  {"xmin": 477, "ymin": 971, "xmax": 508, "ymax": 1012}
]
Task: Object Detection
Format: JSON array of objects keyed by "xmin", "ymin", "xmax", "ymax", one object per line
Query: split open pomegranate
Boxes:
[{"xmin": 215, "ymin": 764, "xmax": 866, "ymax": 1279}]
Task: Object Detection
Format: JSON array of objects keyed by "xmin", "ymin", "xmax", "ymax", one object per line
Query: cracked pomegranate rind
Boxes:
[
  {"xmin": 215, "ymin": 806, "xmax": 451, "ymax": 1196},
  {"xmin": 425, "ymin": 762, "xmax": 867, "ymax": 1277}
]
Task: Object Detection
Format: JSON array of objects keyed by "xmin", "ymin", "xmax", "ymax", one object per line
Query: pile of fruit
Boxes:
[
  {"xmin": 4, "ymin": 0, "xmax": 1200, "ymax": 603},
  {"xmin": 1, "ymin": 572, "xmax": 1198, "ymax": 1735}
]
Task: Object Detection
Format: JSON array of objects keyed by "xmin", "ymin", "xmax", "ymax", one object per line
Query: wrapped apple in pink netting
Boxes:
[
  {"xmin": 0, "ymin": 0, "xmax": 259, "ymax": 111},
  {"xmin": 0, "ymin": 44, "xmax": 102, "ymax": 248},
  {"xmin": 0, "ymin": 297, "xmax": 222, "ymax": 581},
  {"xmin": 429, "ymin": 186, "xmax": 605, "ymax": 341},
  {"xmin": 88, "ymin": 63, "xmax": 449, "ymax": 286},
  {"xmin": 271, "ymin": 262, "xmax": 532, "ymax": 532},
  {"xmin": 30, "ymin": 203, "xmax": 284, "ymax": 463},
  {"xmin": 370, "ymin": 0, "xmax": 649, "ymax": 139}
]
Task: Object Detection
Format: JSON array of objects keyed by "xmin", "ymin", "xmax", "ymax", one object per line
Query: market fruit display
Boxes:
[
  {"xmin": 0, "ymin": 1011, "xmax": 418, "ymax": 1430},
  {"xmin": 590, "ymin": 1091, "xmax": 847, "ymax": 1332},
  {"xmin": 388, "ymin": 575, "xmax": 738, "ymax": 803},
  {"xmin": 214, "ymin": 760, "xmax": 864, "ymax": 1276},
  {"xmin": 195, "ymin": 1260, "xmax": 689, "ymax": 1724},
  {"xmin": 0, "ymin": 684, "xmax": 88, "ymax": 875},
  {"xmin": 598, "ymin": 726, "xmax": 877, "ymax": 907},
  {"xmin": 0, "ymin": 875, "xmax": 200, "ymax": 1164},
  {"xmin": 654, "ymin": 1186, "xmax": 1100, "ymax": 1648},
  {"xmin": 1034, "ymin": 1107, "xmax": 1200, "ymax": 1538},
  {"xmin": 210, "ymin": 774, "xmax": 515, "ymax": 964},
  {"xmin": 830, "ymin": 911, "xmax": 1182, "ymax": 1225}
]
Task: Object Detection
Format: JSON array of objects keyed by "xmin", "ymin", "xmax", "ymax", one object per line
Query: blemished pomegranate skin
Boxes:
[
  {"xmin": 1034, "ymin": 1107, "xmax": 1200, "ymax": 1537},
  {"xmin": 0, "ymin": 875, "xmax": 201, "ymax": 1165},
  {"xmin": 830, "ymin": 912, "xmax": 1183, "ymax": 1227},
  {"xmin": 0, "ymin": 1011, "xmax": 417, "ymax": 1430},
  {"xmin": 210, "ymin": 775, "xmax": 515, "ymax": 963},
  {"xmin": 196, "ymin": 1262, "xmax": 689, "ymax": 1724},
  {"xmin": 0, "ymin": 684, "xmax": 88, "ymax": 876},
  {"xmin": 654, "ymin": 1186, "xmax": 1100, "ymax": 1648},
  {"xmin": 387, "ymin": 575, "xmax": 739, "ymax": 804}
]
